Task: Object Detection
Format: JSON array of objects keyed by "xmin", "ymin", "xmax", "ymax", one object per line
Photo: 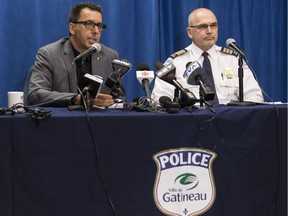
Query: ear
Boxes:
[
  {"xmin": 69, "ymin": 23, "xmax": 75, "ymax": 35},
  {"xmin": 187, "ymin": 27, "xmax": 193, "ymax": 39}
]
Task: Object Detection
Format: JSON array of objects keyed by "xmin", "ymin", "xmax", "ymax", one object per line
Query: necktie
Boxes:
[{"xmin": 202, "ymin": 52, "xmax": 219, "ymax": 104}]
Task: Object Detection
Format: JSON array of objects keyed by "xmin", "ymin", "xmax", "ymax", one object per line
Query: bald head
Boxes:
[
  {"xmin": 188, "ymin": 8, "xmax": 217, "ymax": 26},
  {"xmin": 187, "ymin": 8, "xmax": 218, "ymax": 51}
]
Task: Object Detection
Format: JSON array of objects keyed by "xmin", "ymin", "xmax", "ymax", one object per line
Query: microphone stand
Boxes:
[
  {"xmin": 80, "ymin": 58, "xmax": 93, "ymax": 110},
  {"xmin": 227, "ymin": 56, "xmax": 256, "ymax": 106},
  {"xmin": 82, "ymin": 86, "xmax": 92, "ymax": 111},
  {"xmin": 173, "ymin": 88, "xmax": 180, "ymax": 104},
  {"xmin": 69, "ymin": 57, "xmax": 93, "ymax": 111},
  {"xmin": 165, "ymin": 88, "xmax": 180, "ymax": 113},
  {"xmin": 198, "ymin": 97, "xmax": 215, "ymax": 113},
  {"xmin": 113, "ymin": 81, "xmax": 123, "ymax": 103},
  {"xmin": 193, "ymin": 83, "xmax": 215, "ymax": 113}
]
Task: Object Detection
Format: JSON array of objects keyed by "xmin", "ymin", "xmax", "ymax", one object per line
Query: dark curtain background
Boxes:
[{"xmin": 0, "ymin": 0, "xmax": 286, "ymax": 107}]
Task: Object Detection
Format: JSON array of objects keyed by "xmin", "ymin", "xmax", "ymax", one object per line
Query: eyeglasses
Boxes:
[
  {"xmin": 189, "ymin": 23, "xmax": 218, "ymax": 30},
  {"xmin": 73, "ymin": 20, "xmax": 107, "ymax": 32}
]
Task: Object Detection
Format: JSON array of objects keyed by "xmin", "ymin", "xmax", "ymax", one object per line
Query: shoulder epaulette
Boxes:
[
  {"xmin": 220, "ymin": 47, "xmax": 239, "ymax": 57},
  {"xmin": 169, "ymin": 49, "xmax": 188, "ymax": 59}
]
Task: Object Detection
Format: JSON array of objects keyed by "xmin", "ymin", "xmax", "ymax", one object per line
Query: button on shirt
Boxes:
[{"xmin": 151, "ymin": 43, "xmax": 263, "ymax": 104}]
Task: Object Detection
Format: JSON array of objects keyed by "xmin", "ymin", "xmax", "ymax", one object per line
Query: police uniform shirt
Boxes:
[{"xmin": 151, "ymin": 43, "xmax": 263, "ymax": 104}]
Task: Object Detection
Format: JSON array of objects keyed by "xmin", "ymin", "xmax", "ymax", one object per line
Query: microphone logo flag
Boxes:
[
  {"xmin": 183, "ymin": 61, "xmax": 201, "ymax": 80},
  {"xmin": 140, "ymin": 71, "xmax": 149, "ymax": 77},
  {"xmin": 136, "ymin": 70, "xmax": 154, "ymax": 83},
  {"xmin": 153, "ymin": 148, "xmax": 217, "ymax": 216},
  {"xmin": 156, "ymin": 63, "xmax": 175, "ymax": 78},
  {"xmin": 113, "ymin": 59, "xmax": 132, "ymax": 67}
]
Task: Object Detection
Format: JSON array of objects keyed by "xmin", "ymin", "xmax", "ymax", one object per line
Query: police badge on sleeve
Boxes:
[{"xmin": 153, "ymin": 148, "xmax": 217, "ymax": 216}]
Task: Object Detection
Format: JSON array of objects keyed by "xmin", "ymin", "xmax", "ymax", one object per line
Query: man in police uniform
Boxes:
[{"xmin": 151, "ymin": 8, "xmax": 263, "ymax": 105}]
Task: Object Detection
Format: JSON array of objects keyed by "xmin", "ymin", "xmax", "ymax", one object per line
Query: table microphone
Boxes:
[
  {"xmin": 72, "ymin": 43, "xmax": 101, "ymax": 64},
  {"xmin": 154, "ymin": 61, "xmax": 176, "ymax": 85},
  {"xmin": 226, "ymin": 38, "xmax": 246, "ymax": 59},
  {"xmin": 82, "ymin": 74, "xmax": 103, "ymax": 98},
  {"xmin": 105, "ymin": 59, "xmax": 132, "ymax": 89},
  {"xmin": 136, "ymin": 63, "xmax": 154, "ymax": 103},
  {"xmin": 155, "ymin": 60, "xmax": 197, "ymax": 107},
  {"xmin": 159, "ymin": 96, "xmax": 172, "ymax": 108},
  {"xmin": 183, "ymin": 61, "xmax": 215, "ymax": 101},
  {"xmin": 112, "ymin": 59, "xmax": 132, "ymax": 78},
  {"xmin": 159, "ymin": 95, "xmax": 179, "ymax": 113}
]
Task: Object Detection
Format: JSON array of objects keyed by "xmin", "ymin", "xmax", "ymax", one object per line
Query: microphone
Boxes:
[
  {"xmin": 183, "ymin": 61, "xmax": 215, "ymax": 101},
  {"xmin": 226, "ymin": 38, "xmax": 246, "ymax": 58},
  {"xmin": 155, "ymin": 61, "xmax": 176, "ymax": 85},
  {"xmin": 72, "ymin": 43, "xmax": 101, "ymax": 64},
  {"xmin": 155, "ymin": 61, "xmax": 197, "ymax": 106},
  {"xmin": 104, "ymin": 68, "xmax": 121, "ymax": 89},
  {"xmin": 155, "ymin": 61, "xmax": 164, "ymax": 70},
  {"xmin": 112, "ymin": 59, "xmax": 132, "ymax": 78},
  {"xmin": 159, "ymin": 95, "xmax": 180, "ymax": 113},
  {"xmin": 82, "ymin": 73, "xmax": 103, "ymax": 98},
  {"xmin": 136, "ymin": 64, "xmax": 154, "ymax": 101},
  {"xmin": 159, "ymin": 96, "xmax": 171, "ymax": 108},
  {"xmin": 183, "ymin": 61, "xmax": 207, "ymax": 85},
  {"xmin": 105, "ymin": 59, "xmax": 132, "ymax": 89},
  {"xmin": 226, "ymin": 38, "xmax": 256, "ymax": 106}
]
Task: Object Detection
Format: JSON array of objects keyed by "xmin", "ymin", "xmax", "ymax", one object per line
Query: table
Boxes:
[{"xmin": 0, "ymin": 104, "xmax": 286, "ymax": 216}]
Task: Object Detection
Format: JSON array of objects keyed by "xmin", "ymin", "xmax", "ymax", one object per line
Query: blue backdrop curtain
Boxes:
[{"xmin": 0, "ymin": 0, "xmax": 286, "ymax": 107}]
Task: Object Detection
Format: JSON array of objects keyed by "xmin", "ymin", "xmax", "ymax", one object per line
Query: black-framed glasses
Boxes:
[
  {"xmin": 189, "ymin": 22, "xmax": 218, "ymax": 30},
  {"xmin": 73, "ymin": 20, "xmax": 107, "ymax": 32}
]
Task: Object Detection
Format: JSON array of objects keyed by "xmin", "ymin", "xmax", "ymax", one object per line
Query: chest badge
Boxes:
[{"xmin": 223, "ymin": 68, "xmax": 234, "ymax": 79}]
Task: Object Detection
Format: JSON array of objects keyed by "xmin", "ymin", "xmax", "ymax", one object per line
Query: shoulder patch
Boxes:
[
  {"xmin": 220, "ymin": 47, "xmax": 239, "ymax": 57},
  {"xmin": 169, "ymin": 49, "xmax": 188, "ymax": 59}
]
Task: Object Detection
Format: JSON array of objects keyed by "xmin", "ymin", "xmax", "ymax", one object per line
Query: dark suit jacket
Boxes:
[{"xmin": 28, "ymin": 38, "xmax": 125, "ymax": 106}]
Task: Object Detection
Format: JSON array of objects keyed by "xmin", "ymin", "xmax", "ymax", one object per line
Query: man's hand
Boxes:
[{"xmin": 91, "ymin": 93, "xmax": 113, "ymax": 107}]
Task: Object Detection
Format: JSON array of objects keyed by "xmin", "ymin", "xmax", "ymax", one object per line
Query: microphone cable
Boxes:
[
  {"xmin": 244, "ymin": 58, "xmax": 275, "ymax": 104},
  {"xmin": 27, "ymin": 63, "xmax": 119, "ymax": 214},
  {"xmin": 131, "ymin": 96, "xmax": 166, "ymax": 113},
  {"xmin": 1, "ymin": 103, "xmax": 52, "ymax": 123},
  {"xmin": 80, "ymin": 93, "xmax": 117, "ymax": 216},
  {"xmin": 191, "ymin": 111, "xmax": 224, "ymax": 153},
  {"xmin": 26, "ymin": 58, "xmax": 118, "ymax": 214},
  {"xmin": 75, "ymin": 87, "xmax": 119, "ymax": 215}
]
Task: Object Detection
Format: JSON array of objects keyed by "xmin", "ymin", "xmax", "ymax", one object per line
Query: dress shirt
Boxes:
[{"xmin": 151, "ymin": 43, "xmax": 263, "ymax": 104}]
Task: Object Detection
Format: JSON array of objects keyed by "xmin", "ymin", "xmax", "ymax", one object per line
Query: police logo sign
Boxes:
[{"xmin": 153, "ymin": 148, "xmax": 217, "ymax": 216}]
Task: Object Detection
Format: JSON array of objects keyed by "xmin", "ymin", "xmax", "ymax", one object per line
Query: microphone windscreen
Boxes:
[
  {"xmin": 166, "ymin": 73, "xmax": 176, "ymax": 83},
  {"xmin": 187, "ymin": 67, "xmax": 206, "ymax": 85},
  {"xmin": 226, "ymin": 38, "xmax": 236, "ymax": 47},
  {"xmin": 186, "ymin": 62, "xmax": 192, "ymax": 68},
  {"xmin": 155, "ymin": 61, "xmax": 164, "ymax": 70},
  {"xmin": 137, "ymin": 63, "xmax": 150, "ymax": 71},
  {"xmin": 159, "ymin": 96, "xmax": 172, "ymax": 108},
  {"xmin": 92, "ymin": 43, "xmax": 101, "ymax": 52}
]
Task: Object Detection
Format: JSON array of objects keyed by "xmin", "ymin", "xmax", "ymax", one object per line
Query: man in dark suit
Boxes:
[{"xmin": 27, "ymin": 2, "xmax": 125, "ymax": 107}]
